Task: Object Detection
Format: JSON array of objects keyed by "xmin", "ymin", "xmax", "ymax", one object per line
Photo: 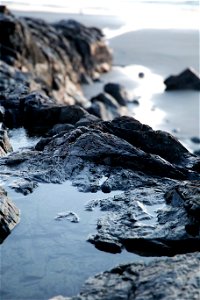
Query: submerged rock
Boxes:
[
  {"xmin": 164, "ymin": 68, "xmax": 200, "ymax": 90},
  {"xmin": 51, "ymin": 253, "xmax": 200, "ymax": 300},
  {"xmin": 0, "ymin": 186, "xmax": 20, "ymax": 243}
]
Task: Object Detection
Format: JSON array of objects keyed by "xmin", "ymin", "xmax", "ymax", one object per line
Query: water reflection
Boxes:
[{"xmin": 1, "ymin": 182, "xmax": 148, "ymax": 299}]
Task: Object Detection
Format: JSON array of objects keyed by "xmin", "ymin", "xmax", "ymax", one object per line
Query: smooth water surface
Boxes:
[{"xmin": 1, "ymin": 181, "xmax": 148, "ymax": 299}]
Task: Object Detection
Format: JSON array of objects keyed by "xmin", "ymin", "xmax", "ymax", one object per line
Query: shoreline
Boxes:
[{"xmin": 8, "ymin": 9, "xmax": 200, "ymax": 148}]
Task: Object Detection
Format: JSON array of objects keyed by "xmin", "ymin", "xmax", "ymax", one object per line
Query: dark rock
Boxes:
[
  {"xmin": 0, "ymin": 186, "xmax": 20, "ymax": 243},
  {"xmin": 138, "ymin": 72, "xmax": 144, "ymax": 78},
  {"xmin": 164, "ymin": 68, "xmax": 200, "ymax": 91},
  {"xmin": 191, "ymin": 136, "xmax": 200, "ymax": 144},
  {"xmin": 193, "ymin": 150, "xmax": 200, "ymax": 157},
  {"xmin": 88, "ymin": 92, "xmax": 127, "ymax": 121},
  {"xmin": 87, "ymin": 181, "xmax": 200, "ymax": 256},
  {"xmin": 101, "ymin": 116, "xmax": 190, "ymax": 164},
  {"xmin": 46, "ymin": 123, "xmax": 75, "ymax": 137},
  {"xmin": 104, "ymin": 83, "xmax": 129, "ymax": 106},
  {"xmin": 0, "ymin": 7, "xmax": 112, "ymax": 109},
  {"xmin": 53, "ymin": 253, "xmax": 200, "ymax": 300}
]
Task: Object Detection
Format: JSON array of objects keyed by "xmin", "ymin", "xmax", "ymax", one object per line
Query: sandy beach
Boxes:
[{"xmin": 11, "ymin": 9, "xmax": 200, "ymax": 152}]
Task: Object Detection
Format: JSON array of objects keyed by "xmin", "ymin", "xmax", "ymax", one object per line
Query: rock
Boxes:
[
  {"xmin": 164, "ymin": 68, "xmax": 200, "ymax": 90},
  {"xmin": 0, "ymin": 7, "xmax": 112, "ymax": 107},
  {"xmin": 0, "ymin": 186, "xmax": 20, "ymax": 243},
  {"xmin": 1, "ymin": 89, "xmax": 92, "ymax": 134},
  {"xmin": 138, "ymin": 72, "xmax": 145, "ymax": 78},
  {"xmin": 54, "ymin": 211, "xmax": 80, "ymax": 223},
  {"xmin": 104, "ymin": 83, "xmax": 129, "ymax": 106},
  {"xmin": 54, "ymin": 253, "xmax": 199, "ymax": 300},
  {"xmin": 194, "ymin": 149, "xmax": 200, "ymax": 157},
  {"xmin": 88, "ymin": 92, "xmax": 127, "ymax": 121},
  {"xmin": 191, "ymin": 136, "xmax": 200, "ymax": 144},
  {"xmin": 9, "ymin": 179, "xmax": 38, "ymax": 195},
  {"xmin": 101, "ymin": 116, "xmax": 190, "ymax": 164},
  {"xmin": 88, "ymin": 181, "xmax": 200, "ymax": 256},
  {"xmin": 0, "ymin": 124, "xmax": 13, "ymax": 156}
]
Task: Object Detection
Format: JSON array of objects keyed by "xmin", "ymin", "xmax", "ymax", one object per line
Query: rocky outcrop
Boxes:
[
  {"xmin": 50, "ymin": 253, "xmax": 200, "ymax": 300},
  {"xmin": 0, "ymin": 123, "xmax": 12, "ymax": 156},
  {"xmin": 164, "ymin": 68, "xmax": 200, "ymax": 90},
  {"xmin": 0, "ymin": 186, "xmax": 20, "ymax": 243},
  {"xmin": 87, "ymin": 181, "xmax": 200, "ymax": 255},
  {"xmin": 0, "ymin": 6, "xmax": 112, "ymax": 105}
]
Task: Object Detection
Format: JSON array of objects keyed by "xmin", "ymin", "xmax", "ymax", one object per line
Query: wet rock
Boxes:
[
  {"xmin": 54, "ymin": 211, "xmax": 80, "ymax": 223},
  {"xmin": 191, "ymin": 136, "xmax": 200, "ymax": 144},
  {"xmin": 104, "ymin": 83, "xmax": 129, "ymax": 106},
  {"xmin": 53, "ymin": 253, "xmax": 199, "ymax": 300},
  {"xmin": 0, "ymin": 7, "xmax": 112, "ymax": 108},
  {"xmin": 194, "ymin": 149, "xmax": 200, "ymax": 157},
  {"xmin": 0, "ymin": 124, "xmax": 13, "ymax": 156},
  {"xmin": 101, "ymin": 116, "xmax": 190, "ymax": 164},
  {"xmin": 88, "ymin": 92, "xmax": 128, "ymax": 121},
  {"xmin": 164, "ymin": 68, "xmax": 200, "ymax": 91},
  {"xmin": 0, "ymin": 186, "xmax": 20, "ymax": 243},
  {"xmin": 88, "ymin": 181, "xmax": 200, "ymax": 256},
  {"xmin": 9, "ymin": 179, "xmax": 38, "ymax": 195}
]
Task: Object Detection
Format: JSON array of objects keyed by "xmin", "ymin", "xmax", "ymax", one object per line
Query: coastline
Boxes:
[{"xmin": 9, "ymin": 9, "xmax": 200, "ymax": 149}]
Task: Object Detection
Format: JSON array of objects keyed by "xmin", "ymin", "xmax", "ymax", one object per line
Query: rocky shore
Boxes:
[{"xmin": 0, "ymin": 6, "xmax": 200, "ymax": 300}]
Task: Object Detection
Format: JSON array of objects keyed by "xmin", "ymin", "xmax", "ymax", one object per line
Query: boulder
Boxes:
[
  {"xmin": 104, "ymin": 83, "xmax": 129, "ymax": 106},
  {"xmin": 0, "ymin": 186, "xmax": 20, "ymax": 243},
  {"xmin": 88, "ymin": 181, "xmax": 200, "ymax": 255},
  {"xmin": 164, "ymin": 68, "xmax": 200, "ymax": 90}
]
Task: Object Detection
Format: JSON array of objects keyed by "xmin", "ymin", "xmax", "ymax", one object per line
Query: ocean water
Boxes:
[{"xmin": 1, "ymin": 0, "xmax": 199, "ymax": 30}]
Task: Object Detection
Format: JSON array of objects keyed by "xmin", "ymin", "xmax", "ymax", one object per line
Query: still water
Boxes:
[{"xmin": 1, "ymin": 180, "xmax": 149, "ymax": 299}]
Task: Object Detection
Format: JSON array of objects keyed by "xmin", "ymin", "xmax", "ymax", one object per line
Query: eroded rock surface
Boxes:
[
  {"xmin": 51, "ymin": 253, "xmax": 200, "ymax": 300},
  {"xmin": 0, "ymin": 186, "xmax": 20, "ymax": 243},
  {"xmin": 0, "ymin": 6, "xmax": 112, "ymax": 106},
  {"xmin": 88, "ymin": 181, "xmax": 200, "ymax": 255}
]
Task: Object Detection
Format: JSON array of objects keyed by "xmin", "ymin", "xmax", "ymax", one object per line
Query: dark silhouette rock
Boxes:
[
  {"xmin": 0, "ymin": 186, "xmax": 20, "ymax": 243},
  {"xmin": 101, "ymin": 116, "xmax": 190, "ymax": 164},
  {"xmin": 191, "ymin": 136, "xmax": 200, "ymax": 144},
  {"xmin": 164, "ymin": 68, "xmax": 200, "ymax": 90},
  {"xmin": 104, "ymin": 83, "xmax": 129, "ymax": 106}
]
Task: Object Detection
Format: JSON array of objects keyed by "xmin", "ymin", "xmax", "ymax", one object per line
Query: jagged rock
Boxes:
[
  {"xmin": 0, "ymin": 123, "xmax": 13, "ymax": 156},
  {"xmin": 51, "ymin": 253, "xmax": 200, "ymax": 300},
  {"xmin": 1, "ymin": 90, "xmax": 94, "ymax": 134},
  {"xmin": 100, "ymin": 116, "xmax": 190, "ymax": 164},
  {"xmin": 164, "ymin": 68, "xmax": 200, "ymax": 90},
  {"xmin": 9, "ymin": 178, "xmax": 38, "ymax": 195},
  {"xmin": 104, "ymin": 83, "xmax": 129, "ymax": 106},
  {"xmin": 87, "ymin": 181, "xmax": 200, "ymax": 255},
  {"xmin": 0, "ymin": 7, "xmax": 112, "ymax": 106},
  {"xmin": 0, "ymin": 186, "xmax": 20, "ymax": 243}
]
